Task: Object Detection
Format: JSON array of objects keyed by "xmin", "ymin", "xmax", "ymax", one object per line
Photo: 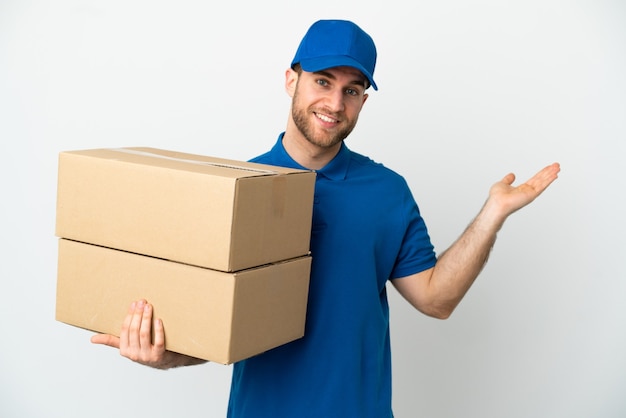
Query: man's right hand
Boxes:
[{"xmin": 91, "ymin": 299, "xmax": 206, "ymax": 369}]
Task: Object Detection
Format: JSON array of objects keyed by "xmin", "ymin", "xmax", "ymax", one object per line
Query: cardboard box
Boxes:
[
  {"xmin": 56, "ymin": 238, "xmax": 311, "ymax": 364},
  {"xmin": 56, "ymin": 147, "xmax": 315, "ymax": 272}
]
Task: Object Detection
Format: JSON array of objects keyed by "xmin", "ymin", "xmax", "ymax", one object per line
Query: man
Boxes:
[{"xmin": 92, "ymin": 19, "xmax": 560, "ymax": 417}]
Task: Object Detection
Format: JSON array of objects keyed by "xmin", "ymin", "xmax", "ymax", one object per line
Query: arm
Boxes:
[
  {"xmin": 392, "ymin": 162, "xmax": 560, "ymax": 319},
  {"xmin": 90, "ymin": 299, "xmax": 207, "ymax": 370}
]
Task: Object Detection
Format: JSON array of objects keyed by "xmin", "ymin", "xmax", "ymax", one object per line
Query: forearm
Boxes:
[{"xmin": 428, "ymin": 201, "xmax": 506, "ymax": 317}]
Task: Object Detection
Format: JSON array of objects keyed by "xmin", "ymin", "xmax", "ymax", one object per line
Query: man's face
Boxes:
[{"xmin": 289, "ymin": 66, "xmax": 369, "ymax": 150}]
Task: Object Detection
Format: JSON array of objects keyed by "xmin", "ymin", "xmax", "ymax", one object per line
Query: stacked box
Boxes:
[{"xmin": 55, "ymin": 147, "xmax": 316, "ymax": 364}]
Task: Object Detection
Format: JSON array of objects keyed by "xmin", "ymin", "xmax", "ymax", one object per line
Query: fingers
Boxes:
[
  {"xmin": 115, "ymin": 299, "xmax": 166, "ymax": 365},
  {"xmin": 500, "ymin": 172, "xmax": 516, "ymax": 186},
  {"xmin": 90, "ymin": 300, "xmax": 144, "ymax": 350},
  {"xmin": 501, "ymin": 163, "xmax": 560, "ymax": 191},
  {"xmin": 487, "ymin": 162, "xmax": 560, "ymax": 217},
  {"xmin": 139, "ymin": 303, "xmax": 155, "ymax": 350},
  {"xmin": 90, "ymin": 301, "xmax": 140, "ymax": 349},
  {"xmin": 125, "ymin": 299, "xmax": 151, "ymax": 354},
  {"xmin": 90, "ymin": 299, "xmax": 171, "ymax": 368},
  {"xmin": 153, "ymin": 318, "xmax": 166, "ymax": 353},
  {"xmin": 541, "ymin": 162, "xmax": 561, "ymax": 182},
  {"xmin": 90, "ymin": 333, "xmax": 121, "ymax": 349},
  {"xmin": 525, "ymin": 162, "xmax": 561, "ymax": 193}
]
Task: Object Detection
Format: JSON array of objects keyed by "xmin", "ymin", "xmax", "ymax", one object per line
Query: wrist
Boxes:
[
  {"xmin": 474, "ymin": 199, "xmax": 507, "ymax": 233},
  {"xmin": 157, "ymin": 351, "xmax": 207, "ymax": 370}
]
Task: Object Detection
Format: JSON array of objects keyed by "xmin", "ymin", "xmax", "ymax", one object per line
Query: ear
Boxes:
[{"xmin": 285, "ymin": 68, "xmax": 298, "ymax": 98}]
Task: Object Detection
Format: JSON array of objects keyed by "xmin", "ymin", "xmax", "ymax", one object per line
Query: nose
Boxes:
[{"xmin": 324, "ymin": 87, "xmax": 345, "ymax": 113}]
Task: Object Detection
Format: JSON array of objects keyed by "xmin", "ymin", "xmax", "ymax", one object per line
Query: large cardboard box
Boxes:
[
  {"xmin": 56, "ymin": 238, "xmax": 311, "ymax": 364},
  {"xmin": 56, "ymin": 147, "xmax": 315, "ymax": 272}
]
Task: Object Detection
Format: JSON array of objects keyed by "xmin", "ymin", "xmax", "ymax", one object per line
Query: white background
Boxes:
[{"xmin": 1, "ymin": 1, "xmax": 624, "ymax": 417}]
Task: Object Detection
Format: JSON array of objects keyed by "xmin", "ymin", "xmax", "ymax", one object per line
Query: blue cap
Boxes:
[{"xmin": 291, "ymin": 20, "xmax": 378, "ymax": 90}]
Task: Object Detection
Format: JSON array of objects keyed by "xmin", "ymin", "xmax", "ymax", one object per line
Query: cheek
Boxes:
[{"xmin": 346, "ymin": 101, "xmax": 365, "ymax": 119}]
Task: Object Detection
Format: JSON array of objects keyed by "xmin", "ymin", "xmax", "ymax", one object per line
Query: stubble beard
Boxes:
[{"xmin": 291, "ymin": 88, "xmax": 357, "ymax": 149}]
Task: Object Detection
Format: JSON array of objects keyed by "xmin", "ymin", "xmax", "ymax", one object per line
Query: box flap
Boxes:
[{"xmin": 60, "ymin": 147, "xmax": 312, "ymax": 179}]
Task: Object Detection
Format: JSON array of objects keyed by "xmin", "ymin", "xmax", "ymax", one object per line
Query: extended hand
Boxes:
[{"xmin": 487, "ymin": 162, "xmax": 560, "ymax": 218}]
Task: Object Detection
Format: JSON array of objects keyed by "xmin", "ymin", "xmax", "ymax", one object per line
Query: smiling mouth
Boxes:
[{"xmin": 314, "ymin": 112, "xmax": 339, "ymax": 124}]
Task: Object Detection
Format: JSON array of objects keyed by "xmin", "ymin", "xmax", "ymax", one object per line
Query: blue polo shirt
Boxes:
[{"xmin": 227, "ymin": 134, "xmax": 436, "ymax": 418}]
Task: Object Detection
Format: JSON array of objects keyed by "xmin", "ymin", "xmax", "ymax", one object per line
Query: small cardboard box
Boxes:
[
  {"xmin": 56, "ymin": 147, "xmax": 315, "ymax": 272},
  {"xmin": 56, "ymin": 238, "xmax": 311, "ymax": 364}
]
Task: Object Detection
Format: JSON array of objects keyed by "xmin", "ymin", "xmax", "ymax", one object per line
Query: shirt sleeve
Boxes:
[{"xmin": 389, "ymin": 190, "xmax": 437, "ymax": 280}]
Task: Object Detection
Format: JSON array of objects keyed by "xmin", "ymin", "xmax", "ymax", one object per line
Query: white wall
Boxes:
[{"xmin": 1, "ymin": 1, "xmax": 624, "ymax": 417}]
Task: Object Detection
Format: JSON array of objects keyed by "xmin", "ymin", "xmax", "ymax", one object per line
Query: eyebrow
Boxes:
[{"xmin": 314, "ymin": 69, "xmax": 368, "ymax": 88}]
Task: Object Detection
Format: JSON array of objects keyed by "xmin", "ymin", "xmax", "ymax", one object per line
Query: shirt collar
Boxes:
[{"xmin": 273, "ymin": 132, "xmax": 350, "ymax": 181}]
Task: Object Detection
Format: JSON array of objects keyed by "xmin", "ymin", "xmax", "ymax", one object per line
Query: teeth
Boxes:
[{"xmin": 316, "ymin": 113, "xmax": 337, "ymax": 123}]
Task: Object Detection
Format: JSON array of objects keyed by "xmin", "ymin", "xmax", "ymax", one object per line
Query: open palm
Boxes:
[{"xmin": 489, "ymin": 162, "xmax": 561, "ymax": 217}]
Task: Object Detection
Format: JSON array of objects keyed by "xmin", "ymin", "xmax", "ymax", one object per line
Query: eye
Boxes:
[
  {"xmin": 316, "ymin": 79, "xmax": 329, "ymax": 87},
  {"xmin": 345, "ymin": 88, "xmax": 359, "ymax": 96}
]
